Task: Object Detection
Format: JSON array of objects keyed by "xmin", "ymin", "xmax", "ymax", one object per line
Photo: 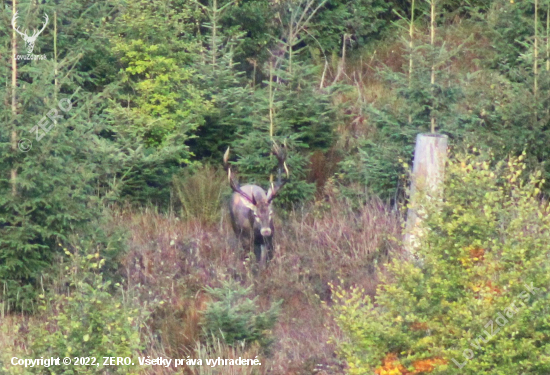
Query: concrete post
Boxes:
[{"xmin": 403, "ymin": 133, "xmax": 448, "ymax": 254}]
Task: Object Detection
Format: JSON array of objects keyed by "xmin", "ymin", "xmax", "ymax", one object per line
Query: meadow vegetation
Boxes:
[{"xmin": 1, "ymin": 0, "xmax": 550, "ymax": 373}]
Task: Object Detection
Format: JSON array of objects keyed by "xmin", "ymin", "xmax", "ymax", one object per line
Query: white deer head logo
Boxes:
[{"xmin": 12, "ymin": 12, "xmax": 49, "ymax": 54}]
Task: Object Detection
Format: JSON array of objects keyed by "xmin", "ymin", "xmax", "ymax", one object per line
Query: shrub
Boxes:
[
  {"xmin": 308, "ymin": 0, "xmax": 391, "ymax": 53},
  {"xmin": 232, "ymin": 60, "xmax": 339, "ymax": 206},
  {"xmin": 26, "ymin": 247, "xmax": 145, "ymax": 374},
  {"xmin": 332, "ymin": 150, "xmax": 550, "ymax": 374},
  {"xmin": 201, "ymin": 280, "xmax": 281, "ymax": 351}
]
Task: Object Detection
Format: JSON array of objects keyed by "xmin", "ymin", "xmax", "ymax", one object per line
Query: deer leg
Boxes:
[
  {"xmin": 236, "ymin": 233, "xmax": 252, "ymax": 262},
  {"xmin": 254, "ymin": 242, "xmax": 263, "ymax": 264},
  {"xmin": 260, "ymin": 245, "xmax": 269, "ymax": 268},
  {"xmin": 264, "ymin": 236, "xmax": 274, "ymax": 262}
]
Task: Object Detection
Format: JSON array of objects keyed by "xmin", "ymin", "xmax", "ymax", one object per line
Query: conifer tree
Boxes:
[
  {"xmin": 230, "ymin": 58, "xmax": 337, "ymax": 205},
  {"xmin": 0, "ymin": 0, "xmax": 123, "ymax": 308},
  {"xmin": 103, "ymin": 0, "xmax": 209, "ymax": 205},
  {"xmin": 339, "ymin": 11, "xmax": 467, "ymax": 200},
  {"xmin": 188, "ymin": 0, "xmax": 254, "ymax": 160}
]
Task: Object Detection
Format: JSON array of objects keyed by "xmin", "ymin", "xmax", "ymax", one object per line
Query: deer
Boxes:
[
  {"xmin": 12, "ymin": 12, "xmax": 49, "ymax": 54},
  {"xmin": 223, "ymin": 142, "xmax": 289, "ymax": 268}
]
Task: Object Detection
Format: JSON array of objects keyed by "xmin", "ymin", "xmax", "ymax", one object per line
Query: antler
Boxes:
[
  {"xmin": 32, "ymin": 13, "xmax": 49, "ymax": 38},
  {"xmin": 223, "ymin": 147, "xmax": 256, "ymax": 204},
  {"xmin": 267, "ymin": 140, "xmax": 290, "ymax": 202},
  {"xmin": 11, "ymin": 12, "xmax": 27, "ymax": 38}
]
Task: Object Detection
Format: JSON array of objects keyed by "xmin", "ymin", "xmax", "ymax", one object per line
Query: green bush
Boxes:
[
  {"xmin": 339, "ymin": 39, "xmax": 464, "ymax": 201},
  {"xmin": 332, "ymin": 150, "xmax": 550, "ymax": 374},
  {"xmin": 232, "ymin": 60, "xmax": 339, "ymax": 206},
  {"xmin": 26, "ymin": 248, "xmax": 145, "ymax": 375},
  {"xmin": 484, "ymin": 0, "xmax": 539, "ymax": 74},
  {"xmin": 201, "ymin": 280, "xmax": 281, "ymax": 351},
  {"xmin": 308, "ymin": 0, "xmax": 391, "ymax": 53}
]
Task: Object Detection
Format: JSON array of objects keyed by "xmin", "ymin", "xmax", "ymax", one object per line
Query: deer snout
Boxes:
[{"xmin": 260, "ymin": 228, "xmax": 272, "ymax": 237}]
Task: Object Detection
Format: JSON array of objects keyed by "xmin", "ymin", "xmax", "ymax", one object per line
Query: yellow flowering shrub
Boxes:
[{"xmin": 332, "ymin": 150, "xmax": 550, "ymax": 374}]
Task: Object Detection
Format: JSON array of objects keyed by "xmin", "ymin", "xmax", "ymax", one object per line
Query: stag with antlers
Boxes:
[{"xmin": 223, "ymin": 142, "xmax": 289, "ymax": 268}]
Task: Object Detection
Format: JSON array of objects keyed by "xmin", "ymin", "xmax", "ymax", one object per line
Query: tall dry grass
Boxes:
[
  {"xmin": 112, "ymin": 188, "xmax": 404, "ymax": 374},
  {"xmin": 0, "ymin": 174, "xmax": 404, "ymax": 375},
  {"xmin": 0, "ymin": 199, "xmax": 403, "ymax": 375}
]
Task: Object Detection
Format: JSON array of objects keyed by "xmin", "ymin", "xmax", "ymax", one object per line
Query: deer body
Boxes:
[
  {"xmin": 229, "ymin": 184, "xmax": 275, "ymax": 264},
  {"xmin": 224, "ymin": 145, "xmax": 288, "ymax": 267}
]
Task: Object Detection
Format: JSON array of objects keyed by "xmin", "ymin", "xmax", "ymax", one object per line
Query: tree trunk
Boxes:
[
  {"xmin": 403, "ymin": 133, "xmax": 448, "ymax": 255},
  {"xmin": 11, "ymin": 0, "xmax": 18, "ymax": 196},
  {"xmin": 430, "ymin": 0, "xmax": 436, "ymax": 133}
]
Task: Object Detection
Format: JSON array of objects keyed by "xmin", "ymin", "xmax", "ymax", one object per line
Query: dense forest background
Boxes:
[{"xmin": 1, "ymin": 0, "xmax": 550, "ymax": 373}]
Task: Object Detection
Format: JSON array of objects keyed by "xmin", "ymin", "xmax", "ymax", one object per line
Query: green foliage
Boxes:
[
  {"xmin": 113, "ymin": 146, "xmax": 190, "ymax": 207},
  {"xmin": 459, "ymin": 68, "xmax": 550, "ymax": 191},
  {"xmin": 339, "ymin": 138, "xmax": 409, "ymax": 202},
  {"xmin": 108, "ymin": 0, "xmax": 207, "ymax": 149},
  {"xmin": 336, "ymin": 0, "xmax": 550, "ymax": 202},
  {"xmin": 309, "ymin": 0, "xmax": 391, "ymax": 52},
  {"xmin": 189, "ymin": 0, "xmax": 255, "ymax": 160},
  {"xmin": 102, "ymin": 0, "xmax": 211, "ymax": 206},
  {"xmin": 172, "ymin": 164, "xmax": 226, "ymax": 224},
  {"xmin": 27, "ymin": 248, "xmax": 145, "ymax": 375},
  {"xmin": 232, "ymin": 60, "xmax": 338, "ymax": 205},
  {"xmin": 484, "ymin": 0, "xmax": 543, "ymax": 74},
  {"xmin": 217, "ymin": 0, "xmax": 277, "ymax": 66},
  {"xmin": 202, "ymin": 280, "xmax": 281, "ymax": 351},
  {"xmin": 339, "ymin": 39, "xmax": 465, "ymax": 200},
  {"xmin": 332, "ymin": 151, "xmax": 550, "ymax": 374},
  {"xmin": 0, "ymin": 2, "xmax": 124, "ymax": 309}
]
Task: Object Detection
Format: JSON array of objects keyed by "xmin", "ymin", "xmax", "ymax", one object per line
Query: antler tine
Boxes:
[
  {"xmin": 223, "ymin": 147, "xmax": 231, "ymax": 171},
  {"xmin": 267, "ymin": 141, "xmax": 290, "ymax": 202},
  {"xmin": 223, "ymin": 147, "xmax": 255, "ymax": 204},
  {"xmin": 271, "ymin": 140, "xmax": 289, "ymax": 178}
]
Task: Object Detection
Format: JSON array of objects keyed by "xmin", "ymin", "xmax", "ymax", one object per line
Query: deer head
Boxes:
[{"xmin": 223, "ymin": 142, "xmax": 289, "ymax": 204}]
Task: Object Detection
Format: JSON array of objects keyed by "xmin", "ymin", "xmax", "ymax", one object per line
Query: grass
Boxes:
[
  {"xmin": 136, "ymin": 194, "xmax": 403, "ymax": 374},
  {"xmin": 1, "ymin": 193, "xmax": 403, "ymax": 375},
  {"xmin": 172, "ymin": 164, "xmax": 227, "ymax": 225}
]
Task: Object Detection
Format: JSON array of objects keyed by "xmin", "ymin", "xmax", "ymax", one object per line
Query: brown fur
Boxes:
[{"xmin": 229, "ymin": 184, "xmax": 275, "ymax": 265}]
